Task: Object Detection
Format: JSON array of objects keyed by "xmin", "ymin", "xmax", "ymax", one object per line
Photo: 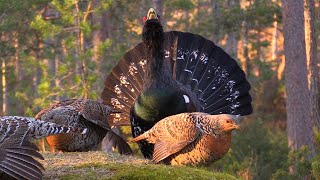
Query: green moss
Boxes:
[
  {"xmin": 107, "ymin": 164, "xmax": 236, "ymax": 180},
  {"xmin": 42, "ymin": 151, "xmax": 235, "ymax": 180},
  {"xmin": 53, "ymin": 163, "xmax": 235, "ymax": 180}
]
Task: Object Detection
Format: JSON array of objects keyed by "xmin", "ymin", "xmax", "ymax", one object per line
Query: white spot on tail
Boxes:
[
  {"xmin": 183, "ymin": 95, "xmax": 190, "ymax": 104},
  {"xmin": 82, "ymin": 128, "xmax": 88, "ymax": 134}
]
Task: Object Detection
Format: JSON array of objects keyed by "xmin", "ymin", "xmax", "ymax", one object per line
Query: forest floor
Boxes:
[{"xmin": 40, "ymin": 151, "xmax": 236, "ymax": 180}]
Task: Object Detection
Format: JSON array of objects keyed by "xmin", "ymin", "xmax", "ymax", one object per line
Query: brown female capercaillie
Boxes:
[
  {"xmin": 36, "ymin": 99, "xmax": 132, "ymax": 154},
  {"xmin": 130, "ymin": 112, "xmax": 239, "ymax": 165}
]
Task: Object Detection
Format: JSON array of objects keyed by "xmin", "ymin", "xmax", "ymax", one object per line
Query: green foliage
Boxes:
[
  {"xmin": 244, "ymin": 0, "xmax": 282, "ymax": 29},
  {"xmin": 271, "ymin": 128, "xmax": 320, "ymax": 179},
  {"xmin": 219, "ymin": 6, "xmax": 244, "ymax": 34},
  {"xmin": 312, "ymin": 128, "xmax": 320, "ymax": 179},
  {"xmin": 98, "ymin": 39, "xmax": 112, "ymax": 57},
  {"xmin": 312, "ymin": 157, "xmax": 320, "ymax": 179},
  {"xmin": 30, "ymin": 15, "xmax": 62, "ymax": 38},
  {"xmin": 211, "ymin": 119, "xmax": 289, "ymax": 179}
]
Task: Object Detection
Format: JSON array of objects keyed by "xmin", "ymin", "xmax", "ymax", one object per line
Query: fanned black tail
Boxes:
[{"xmin": 101, "ymin": 31, "xmax": 252, "ymax": 126}]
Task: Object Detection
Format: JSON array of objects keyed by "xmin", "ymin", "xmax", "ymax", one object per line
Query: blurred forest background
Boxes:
[{"xmin": 0, "ymin": 0, "xmax": 319, "ymax": 179}]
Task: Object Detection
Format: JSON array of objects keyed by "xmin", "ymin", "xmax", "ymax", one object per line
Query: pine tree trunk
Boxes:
[
  {"xmin": 74, "ymin": 0, "xmax": 88, "ymax": 98},
  {"xmin": 14, "ymin": 37, "xmax": 22, "ymax": 81},
  {"xmin": 304, "ymin": 0, "xmax": 320, "ymax": 129},
  {"xmin": 271, "ymin": 15, "xmax": 278, "ymax": 61},
  {"xmin": 282, "ymin": 0, "xmax": 315, "ymax": 158},
  {"xmin": 1, "ymin": 58, "xmax": 7, "ymax": 115},
  {"xmin": 13, "ymin": 36, "xmax": 25, "ymax": 114},
  {"xmin": 211, "ymin": 0, "xmax": 222, "ymax": 43},
  {"xmin": 92, "ymin": 0, "xmax": 110, "ymax": 63},
  {"xmin": 225, "ymin": 0, "xmax": 240, "ymax": 58}
]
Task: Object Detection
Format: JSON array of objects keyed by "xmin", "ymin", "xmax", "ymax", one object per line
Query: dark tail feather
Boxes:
[
  {"xmin": 102, "ymin": 43, "xmax": 147, "ymax": 126},
  {"xmin": 105, "ymin": 131, "xmax": 133, "ymax": 155},
  {"xmin": 129, "ymin": 135, "xmax": 154, "ymax": 158},
  {"xmin": 135, "ymin": 140, "xmax": 154, "ymax": 159},
  {"xmin": 0, "ymin": 141, "xmax": 44, "ymax": 180}
]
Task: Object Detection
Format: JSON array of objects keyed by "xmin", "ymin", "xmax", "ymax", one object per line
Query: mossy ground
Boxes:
[{"xmin": 40, "ymin": 151, "xmax": 236, "ymax": 180}]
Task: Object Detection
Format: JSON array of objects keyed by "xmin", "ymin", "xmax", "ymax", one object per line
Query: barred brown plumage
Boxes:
[
  {"xmin": 0, "ymin": 116, "xmax": 87, "ymax": 180},
  {"xmin": 36, "ymin": 98, "xmax": 132, "ymax": 154},
  {"xmin": 130, "ymin": 112, "xmax": 239, "ymax": 165}
]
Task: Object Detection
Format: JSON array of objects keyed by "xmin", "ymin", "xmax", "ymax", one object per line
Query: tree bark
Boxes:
[
  {"xmin": 271, "ymin": 14, "xmax": 278, "ymax": 61},
  {"xmin": 92, "ymin": 0, "xmax": 110, "ymax": 63},
  {"xmin": 304, "ymin": 0, "xmax": 320, "ymax": 129},
  {"xmin": 211, "ymin": 0, "xmax": 222, "ymax": 43},
  {"xmin": 74, "ymin": 0, "xmax": 89, "ymax": 98},
  {"xmin": 14, "ymin": 37, "xmax": 22, "ymax": 81},
  {"xmin": 225, "ymin": 0, "xmax": 240, "ymax": 58},
  {"xmin": 282, "ymin": 0, "xmax": 315, "ymax": 158},
  {"xmin": 1, "ymin": 58, "xmax": 7, "ymax": 115}
]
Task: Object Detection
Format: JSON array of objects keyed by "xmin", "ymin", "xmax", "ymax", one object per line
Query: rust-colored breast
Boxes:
[
  {"xmin": 46, "ymin": 134, "xmax": 73, "ymax": 152},
  {"xmin": 165, "ymin": 133, "xmax": 232, "ymax": 165}
]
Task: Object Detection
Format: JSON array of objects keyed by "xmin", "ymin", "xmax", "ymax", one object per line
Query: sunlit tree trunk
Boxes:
[
  {"xmin": 1, "ymin": 58, "xmax": 7, "ymax": 115},
  {"xmin": 14, "ymin": 37, "xmax": 22, "ymax": 81},
  {"xmin": 271, "ymin": 14, "xmax": 278, "ymax": 61},
  {"xmin": 13, "ymin": 36, "xmax": 25, "ymax": 115},
  {"xmin": 0, "ymin": 33, "xmax": 7, "ymax": 115},
  {"xmin": 304, "ymin": 0, "xmax": 320, "ymax": 129},
  {"xmin": 282, "ymin": 0, "xmax": 315, "ymax": 161}
]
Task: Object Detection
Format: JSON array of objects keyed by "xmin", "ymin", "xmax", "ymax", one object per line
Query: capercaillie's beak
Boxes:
[
  {"xmin": 147, "ymin": 8, "xmax": 158, "ymax": 20},
  {"xmin": 233, "ymin": 124, "xmax": 240, "ymax": 130}
]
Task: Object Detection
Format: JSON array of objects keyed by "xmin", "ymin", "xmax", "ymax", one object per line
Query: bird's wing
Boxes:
[
  {"xmin": 35, "ymin": 98, "xmax": 79, "ymax": 119},
  {"xmin": 0, "ymin": 116, "xmax": 30, "ymax": 147},
  {"xmin": 150, "ymin": 114, "xmax": 202, "ymax": 163},
  {"xmin": 0, "ymin": 141, "xmax": 44, "ymax": 180},
  {"xmin": 79, "ymin": 101, "xmax": 113, "ymax": 130}
]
